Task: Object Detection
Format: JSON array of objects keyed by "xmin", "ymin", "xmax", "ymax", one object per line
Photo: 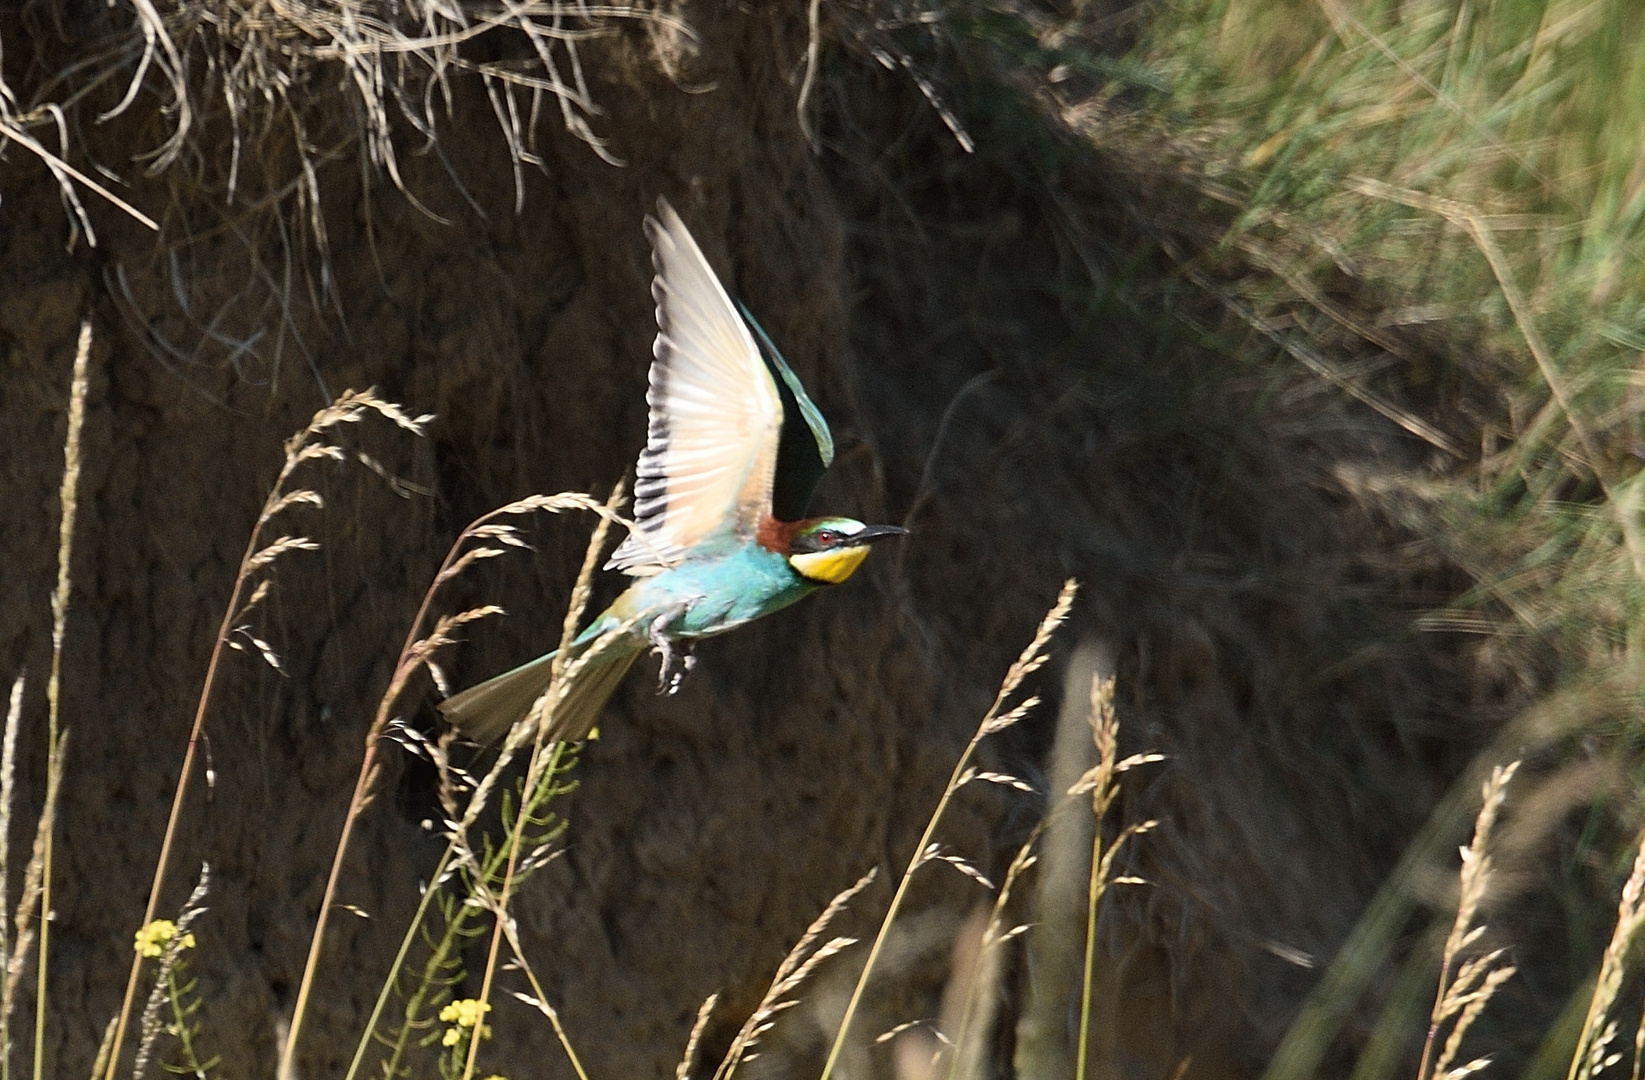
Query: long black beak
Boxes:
[{"xmin": 844, "ymin": 524, "xmax": 909, "ymax": 547}]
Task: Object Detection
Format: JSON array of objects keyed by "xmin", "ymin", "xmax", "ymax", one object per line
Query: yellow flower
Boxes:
[
  {"xmin": 439, "ymin": 997, "xmax": 494, "ymax": 1047},
  {"xmin": 439, "ymin": 998, "xmax": 493, "ymax": 1029},
  {"xmin": 133, "ymin": 920, "xmax": 196, "ymax": 958},
  {"xmin": 439, "ymin": 998, "xmax": 493, "ymax": 1028},
  {"xmin": 441, "ymin": 1023, "xmax": 492, "ymax": 1046}
]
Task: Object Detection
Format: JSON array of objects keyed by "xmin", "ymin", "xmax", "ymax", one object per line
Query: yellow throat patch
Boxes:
[{"xmin": 789, "ymin": 545, "xmax": 871, "ymax": 585}]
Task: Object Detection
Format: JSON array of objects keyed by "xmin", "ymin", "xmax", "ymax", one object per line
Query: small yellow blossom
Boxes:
[
  {"xmin": 133, "ymin": 920, "xmax": 196, "ymax": 958},
  {"xmin": 441, "ymin": 1022, "xmax": 492, "ymax": 1045},
  {"xmin": 439, "ymin": 998, "xmax": 493, "ymax": 1047},
  {"xmin": 438, "ymin": 998, "xmax": 492, "ymax": 1028}
]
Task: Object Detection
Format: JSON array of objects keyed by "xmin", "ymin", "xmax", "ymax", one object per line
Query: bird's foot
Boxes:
[
  {"xmin": 659, "ymin": 647, "xmax": 696, "ymax": 696},
  {"xmin": 649, "ymin": 613, "xmax": 696, "ymax": 695}
]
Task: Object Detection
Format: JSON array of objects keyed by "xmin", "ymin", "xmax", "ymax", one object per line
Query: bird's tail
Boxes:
[{"xmin": 438, "ymin": 640, "xmax": 642, "ymax": 746}]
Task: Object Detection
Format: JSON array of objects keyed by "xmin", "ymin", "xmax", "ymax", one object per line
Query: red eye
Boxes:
[{"xmin": 816, "ymin": 530, "xmax": 838, "ymax": 546}]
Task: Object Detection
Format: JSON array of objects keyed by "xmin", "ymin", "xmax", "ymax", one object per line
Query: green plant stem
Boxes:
[
  {"xmin": 456, "ymin": 488, "xmax": 618, "ymax": 1080},
  {"xmin": 379, "ymin": 857, "xmax": 500, "ymax": 1080},
  {"xmin": 343, "ymin": 843, "xmax": 454, "ymax": 1080},
  {"xmin": 165, "ymin": 958, "xmax": 215, "ymax": 1078},
  {"xmin": 461, "ymin": 741, "xmax": 568, "ymax": 1080},
  {"xmin": 288, "ymin": 487, "xmax": 616, "ymax": 1069}
]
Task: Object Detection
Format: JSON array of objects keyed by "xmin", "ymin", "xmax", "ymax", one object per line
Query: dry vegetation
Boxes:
[{"xmin": 4, "ymin": 0, "xmax": 1645, "ymax": 1077}]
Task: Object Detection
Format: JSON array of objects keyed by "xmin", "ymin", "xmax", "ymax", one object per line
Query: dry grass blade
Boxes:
[
  {"xmin": 0, "ymin": 116, "xmax": 158, "ymax": 239},
  {"xmin": 995, "ymin": 582, "xmax": 1078, "ymax": 709},
  {"xmin": 33, "ymin": 320, "xmax": 91, "ymax": 1080},
  {"xmin": 931, "ymin": 853, "xmax": 994, "ymax": 891},
  {"xmin": 492, "ymin": 911, "xmax": 593, "ymax": 1080},
  {"xmin": 87, "ymin": 1015, "xmax": 117, "ymax": 1080},
  {"xmin": 1075, "ymin": 673, "xmax": 1157, "ymax": 1080},
  {"xmin": 6, "ymin": 0, "xmax": 679, "ymax": 255},
  {"xmin": 0, "ymin": 674, "xmax": 21, "ymax": 1076},
  {"xmin": 2, "ymin": 729, "xmax": 67, "ymax": 1052},
  {"xmin": 1567, "ymin": 823, "xmax": 1645, "ymax": 1080},
  {"xmin": 949, "ymin": 821, "xmax": 1048, "ymax": 1080},
  {"xmin": 715, "ymin": 868, "xmax": 879, "ymax": 1080},
  {"xmin": 244, "ymin": 536, "xmax": 321, "ymax": 572},
  {"xmin": 1347, "ymin": 178, "xmax": 1601, "ymax": 470},
  {"xmin": 109, "ymin": 390, "xmax": 426, "ymax": 1080},
  {"xmin": 131, "ymin": 865, "xmax": 211, "ymax": 1080},
  {"xmin": 820, "ymin": 581, "xmax": 1078, "ymax": 1080},
  {"xmin": 963, "ymin": 770, "xmax": 1035, "ymax": 793},
  {"xmin": 430, "ymin": 484, "xmax": 625, "ymax": 1080},
  {"xmin": 677, "ymin": 993, "xmax": 720, "ymax": 1080},
  {"xmin": 1417, "ymin": 761, "xmax": 1520, "ymax": 1080}
]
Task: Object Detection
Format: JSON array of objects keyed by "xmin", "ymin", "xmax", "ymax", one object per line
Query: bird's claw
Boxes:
[
  {"xmin": 659, "ymin": 648, "xmax": 696, "ymax": 695},
  {"xmin": 649, "ymin": 612, "xmax": 696, "ymax": 695}
]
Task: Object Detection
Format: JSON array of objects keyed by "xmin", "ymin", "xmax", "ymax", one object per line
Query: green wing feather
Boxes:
[{"xmin": 740, "ymin": 303, "xmax": 835, "ymax": 522}]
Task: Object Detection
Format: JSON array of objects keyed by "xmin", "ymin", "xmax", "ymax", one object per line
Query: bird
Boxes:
[{"xmin": 438, "ymin": 198, "xmax": 906, "ymax": 745}]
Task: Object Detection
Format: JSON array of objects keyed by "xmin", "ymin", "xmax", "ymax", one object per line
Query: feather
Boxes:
[
  {"xmin": 438, "ymin": 642, "xmax": 642, "ymax": 745},
  {"xmin": 607, "ymin": 198, "xmax": 784, "ymax": 574}
]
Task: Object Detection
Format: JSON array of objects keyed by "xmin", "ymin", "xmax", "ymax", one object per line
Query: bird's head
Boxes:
[{"xmin": 785, "ymin": 517, "xmax": 907, "ymax": 584}]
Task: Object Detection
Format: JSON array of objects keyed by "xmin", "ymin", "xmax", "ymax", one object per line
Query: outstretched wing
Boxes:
[{"xmin": 607, "ymin": 198, "xmax": 785, "ymax": 575}]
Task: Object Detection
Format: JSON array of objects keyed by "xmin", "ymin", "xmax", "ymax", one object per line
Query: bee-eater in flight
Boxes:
[{"xmin": 439, "ymin": 198, "xmax": 906, "ymax": 744}]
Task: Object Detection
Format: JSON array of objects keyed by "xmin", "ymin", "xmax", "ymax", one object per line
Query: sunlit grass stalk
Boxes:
[
  {"xmin": 1568, "ymin": 821, "xmax": 1645, "ymax": 1080},
  {"xmin": 459, "ymin": 487, "xmax": 626, "ymax": 1080},
  {"xmin": 104, "ymin": 389, "xmax": 430, "ymax": 1080},
  {"xmin": 676, "ymin": 993, "xmax": 719, "ymax": 1080},
  {"xmin": 0, "ymin": 675, "xmax": 21, "ymax": 1080},
  {"xmin": 0, "ymin": 762, "xmax": 57, "ymax": 1070},
  {"xmin": 942, "ymin": 832, "xmax": 1040, "ymax": 1080},
  {"xmin": 1074, "ymin": 675, "xmax": 1160, "ymax": 1080},
  {"xmin": 713, "ymin": 868, "xmax": 878, "ymax": 1080},
  {"xmin": 818, "ymin": 579, "xmax": 1078, "ymax": 1080},
  {"xmin": 34, "ymin": 320, "xmax": 90, "ymax": 1080},
  {"xmin": 1418, "ymin": 761, "xmax": 1519, "ymax": 1080},
  {"xmin": 283, "ymin": 485, "xmax": 619, "ymax": 1070}
]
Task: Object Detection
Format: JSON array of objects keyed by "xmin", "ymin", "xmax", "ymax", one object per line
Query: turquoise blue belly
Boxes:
[{"xmin": 581, "ymin": 543, "xmax": 817, "ymax": 642}]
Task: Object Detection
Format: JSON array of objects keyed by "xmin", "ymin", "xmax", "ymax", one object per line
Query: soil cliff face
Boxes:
[{"xmin": 0, "ymin": 2, "xmax": 1480, "ymax": 1078}]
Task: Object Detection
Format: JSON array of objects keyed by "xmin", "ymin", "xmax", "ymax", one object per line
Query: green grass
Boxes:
[{"xmin": 1106, "ymin": 0, "xmax": 1645, "ymax": 1073}]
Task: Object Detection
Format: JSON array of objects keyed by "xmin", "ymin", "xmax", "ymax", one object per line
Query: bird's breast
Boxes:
[{"xmin": 622, "ymin": 542, "xmax": 817, "ymax": 639}]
